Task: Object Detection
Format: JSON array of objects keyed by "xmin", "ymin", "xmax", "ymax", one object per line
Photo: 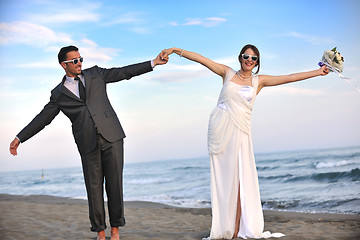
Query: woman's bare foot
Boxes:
[
  {"xmin": 111, "ymin": 227, "xmax": 120, "ymax": 240},
  {"xmin": 97, "ymin": 230, "xmax": 106, "ymax": 240},
  {"xmin": 233, "ymin": 185, "xmax": 241, "ymax": 239}
]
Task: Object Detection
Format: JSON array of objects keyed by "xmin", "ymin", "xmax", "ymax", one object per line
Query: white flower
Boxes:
[
  {"xmin": 335, "ymin": 52, "xmax": 343, "ymax": 62},
  {"xmin": 326, "ymin": 50, "xmax": 334, "ymax": 58},
  {"xmin": 321, "ymin": 47, "xmax": 344, "ymax": 72}
]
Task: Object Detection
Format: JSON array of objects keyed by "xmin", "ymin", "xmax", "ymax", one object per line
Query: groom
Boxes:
[{"xmin": 9, "ymin": 45, "xmax": 168, "ymax": 240}]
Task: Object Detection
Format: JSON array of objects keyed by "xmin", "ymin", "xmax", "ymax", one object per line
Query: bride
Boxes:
[{"xmin": 161, "ymin": 45, "xmax": 329, "ymax": 239}]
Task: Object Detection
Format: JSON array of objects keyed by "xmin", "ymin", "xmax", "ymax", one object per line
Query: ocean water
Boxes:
[{"xmin": 0, "ymin": 146, "xmax": 359, "ymax": 214}]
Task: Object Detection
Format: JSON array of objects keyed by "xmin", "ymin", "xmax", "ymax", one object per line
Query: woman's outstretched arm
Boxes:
[
  {"xmin": 257, "ymin": 65, "xmax": 329, "ymax": 93},
  {"xmin": 161, "ymin": 48, "xmax": 229, "ymax": 78}
]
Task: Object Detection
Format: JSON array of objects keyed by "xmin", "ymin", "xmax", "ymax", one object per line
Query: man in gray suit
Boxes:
[{"xmin": 9, "ymin": 45, "xmax": 168, "ymax": 240}]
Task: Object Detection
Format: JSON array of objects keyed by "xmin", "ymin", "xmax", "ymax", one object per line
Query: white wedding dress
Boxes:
[{"xmin": 206, "ymin": 68, "xmax": 284, "ymax": 239}]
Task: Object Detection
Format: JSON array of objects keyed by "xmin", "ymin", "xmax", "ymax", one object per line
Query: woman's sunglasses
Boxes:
[
  {"xmin": 63, "ymin": 57, "xmax": 84, "ymax": 65},
  {"xmin": 241, "ymin": 54, "xmax": 258, "ymax": 62}
]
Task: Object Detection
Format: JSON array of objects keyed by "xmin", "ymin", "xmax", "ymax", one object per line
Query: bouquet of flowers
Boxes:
[
  {"xmin": 318, "ymin": 47, "xmax": 360, "ymax": 93},
  {"xmin": 318, "ymin": 47, "xmax": 344, "ymax": 73}
]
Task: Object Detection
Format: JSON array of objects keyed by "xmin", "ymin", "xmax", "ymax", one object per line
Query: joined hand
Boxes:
[
  {"xmin": 160, "ymin": 49, "xmax": 172, "ymax": 59},
  {"xmin": 153, "ymin": 50, "xmax": 169, "ymax": 66}
]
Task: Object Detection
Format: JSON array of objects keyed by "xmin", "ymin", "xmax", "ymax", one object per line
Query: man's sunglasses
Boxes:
[
  {"xmin": 63, "ymin": 57, "xmax": 84, "ymax": 65},
  {"xmin": 241, "ymin": 54, "xmax": 258, "ymax": 62}
]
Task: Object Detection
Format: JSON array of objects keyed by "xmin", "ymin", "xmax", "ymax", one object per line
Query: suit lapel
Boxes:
[
  {"xmin": 59, "ymin": 75, "xmax": 83, "ymax": 102},
  {"xmin": 83, "ymin": 70, "xmax": 90, "ymax": 99}
]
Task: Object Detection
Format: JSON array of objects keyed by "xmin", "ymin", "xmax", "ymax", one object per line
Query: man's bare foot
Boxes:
[
  {"xmin": 97, "ymin": 230, "xmax": 106, "ymax": 240},
  {"xmin": 111, "ymin": 227, "xmax": 120, "ymax": 240}
]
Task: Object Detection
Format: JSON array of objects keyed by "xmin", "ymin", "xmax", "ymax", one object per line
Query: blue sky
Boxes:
[{"xmin": 0, "ymin": 0, "xmax": 359, "ymax": 172}]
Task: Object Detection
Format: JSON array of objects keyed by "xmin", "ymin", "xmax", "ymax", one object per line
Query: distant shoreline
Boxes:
[{"xmin": 2, "ymin": 145, "xmax": 360, "ymax": 174}]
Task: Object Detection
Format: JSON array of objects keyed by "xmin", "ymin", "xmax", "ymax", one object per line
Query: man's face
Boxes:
[{"xmin": 61, "ymin": 51, "xmax": 82, "ymax": 77}]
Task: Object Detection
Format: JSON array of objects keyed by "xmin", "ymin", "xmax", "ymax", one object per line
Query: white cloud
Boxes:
[
  {"xmin": 205, "ymin": 17, "xmax": 227, "ymax": 27},
  {"xmin": 26, "ymin": 2, "xmax": 101, "ymax": 24},
  {"xmin": 0, "ymin": 21, "xmax": 73, "ymax": 46},
  {"xmin": 30, "ymin": 11, "xmax": 100, "ymax": 24},
  {"xmin": 2, "ymin": 34, "xmax": 121, "ymax": 68},
  {"xmin": 284, "ymin": 31, "xmax": 335, "ymax": 45},
  {"xmin": 151, "ymin": 69, "xmax": 211, "ymax": 83},
  {"xmin": 184, "ymin": 19, "xmax": 203, "ymax": 26},
  {"xmin": 171, "ymin": 17, "xmax": 227, "ymax": 27},
  {"xmin": 261, "ymin": 86, "xmax": 326, "ymax": 96},
  {"xmin": 16, "ymin": 61, "xmax": 59, "ymax": 69},
  {"xmin": 78, "ymin": 38, "xmax": 121, "ymax": 64},
  {"xmin": 6, "ymin": 40, "xmax": 120, "ymax": 69},
  {"xmin": 261, "ymin": 53, "xmax": 279, "ymax": 60},
  {"xmin": 214, "ymin": 56, "xmax": 239, "ymax": 67},
  {"xmin": 100, "ymin": 12, "xmax": 152, "ymax": 34},
  {"xmin": 130, "ymin": 27, "xmax": 151, "ymax": 34},
  {"xmin": 150, "ymin": 61, "xmax": 206, "ymax": 81},
  {"xmin": 169, "ymin": 22, "xmax": 179, "ymax": 26},
  {"xmin": 103, "ymin": 12, "xmax": 145, "ymax": 26}
]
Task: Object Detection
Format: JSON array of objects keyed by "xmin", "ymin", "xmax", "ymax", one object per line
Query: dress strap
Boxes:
[
  {"xmin": 249, "ymin": 75, "xmax": 258, "ymax": 105},
  {"xmin": 223, "ymin": 68, "xmax": 236, "ymax": 83}
]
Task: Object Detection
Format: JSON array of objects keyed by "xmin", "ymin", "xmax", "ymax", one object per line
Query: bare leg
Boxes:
[
  {"xmin": 97, "ymin": 230, "xmax": 106, "ymax": 240},
  {"xmin": 111, "ymin": 227, "xmax": 120, "ymax": 240},
  {"xmin": 233, "ymin": 185, "xmax": 241, "ymax": 239}
]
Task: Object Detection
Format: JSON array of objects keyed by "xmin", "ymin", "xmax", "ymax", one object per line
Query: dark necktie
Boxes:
[{"xmin": 75, "ymin": 76, "xmax": 86, "ymax": 101}]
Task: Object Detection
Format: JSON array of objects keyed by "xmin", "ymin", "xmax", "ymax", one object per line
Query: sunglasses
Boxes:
[
  {"xmin": 241, "ymin": 54, "xmax": 258, "ymax": 62},
  {"xmin": 63, "ymin": 57, "xmax": 84, "ymax": 65}
]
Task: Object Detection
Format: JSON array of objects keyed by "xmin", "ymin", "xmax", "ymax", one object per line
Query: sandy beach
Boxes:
[{"xmin": 0, "ymin": 194, "xmax": 359, "ymax": 240}]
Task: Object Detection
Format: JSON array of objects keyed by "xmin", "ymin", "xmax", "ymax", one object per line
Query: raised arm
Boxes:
[
  {"xmin": 257, "ymin": 65, "xmax": 329, "ymax": 93},
  {"xmin": 162, "ymin": 48, "xmax": 229, "ymax": 77}
]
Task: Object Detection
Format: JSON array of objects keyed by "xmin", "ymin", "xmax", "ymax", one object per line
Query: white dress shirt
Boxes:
[{"xmin": 64, "ymin": 75, "xmax": 85, "ymax": 99}]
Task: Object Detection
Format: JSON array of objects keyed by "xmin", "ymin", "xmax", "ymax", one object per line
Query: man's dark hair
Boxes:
[{"xmin": 58, "ymin": 45, "xmax": 79, "ymax": 64}]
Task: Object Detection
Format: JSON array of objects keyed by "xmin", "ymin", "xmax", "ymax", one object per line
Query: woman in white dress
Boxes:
[{"xmin": 161, "ymin": 45, "xmax": 329, "ymax": 239}]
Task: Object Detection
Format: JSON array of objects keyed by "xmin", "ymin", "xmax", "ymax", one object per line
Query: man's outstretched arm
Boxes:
[{"xmin": 9, "ymin": 95, "xmax": 61, "ymax": 156}]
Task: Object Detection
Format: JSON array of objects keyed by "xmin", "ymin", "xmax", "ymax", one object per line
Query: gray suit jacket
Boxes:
[{"xmin": 17, "ymin": 61, "xmax": 153, "ymax": 155}]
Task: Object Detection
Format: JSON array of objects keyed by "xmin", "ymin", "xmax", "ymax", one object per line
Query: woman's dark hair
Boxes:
[
  {"xmin": 58, "ymin": 45, "xmax": 79, "ymax": 64},
  {"xmin": 238, "ymin": 44, "xmax": 260, "ymax": 74}
]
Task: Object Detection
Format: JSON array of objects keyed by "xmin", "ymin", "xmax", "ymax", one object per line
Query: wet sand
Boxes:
[{"xmin": 0, "ymin": 194, "xmax": 359, "ymax": 240}]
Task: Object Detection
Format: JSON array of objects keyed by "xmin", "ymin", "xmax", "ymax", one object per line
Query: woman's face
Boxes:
[{"xmin": 240, "ymin": 48, "xmax": 258, "ymax": 72}]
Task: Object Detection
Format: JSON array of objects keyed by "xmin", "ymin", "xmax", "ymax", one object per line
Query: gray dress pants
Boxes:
[{"xmin": 80, "ymin": 134, "xmax": 125, "ymax": 232}]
